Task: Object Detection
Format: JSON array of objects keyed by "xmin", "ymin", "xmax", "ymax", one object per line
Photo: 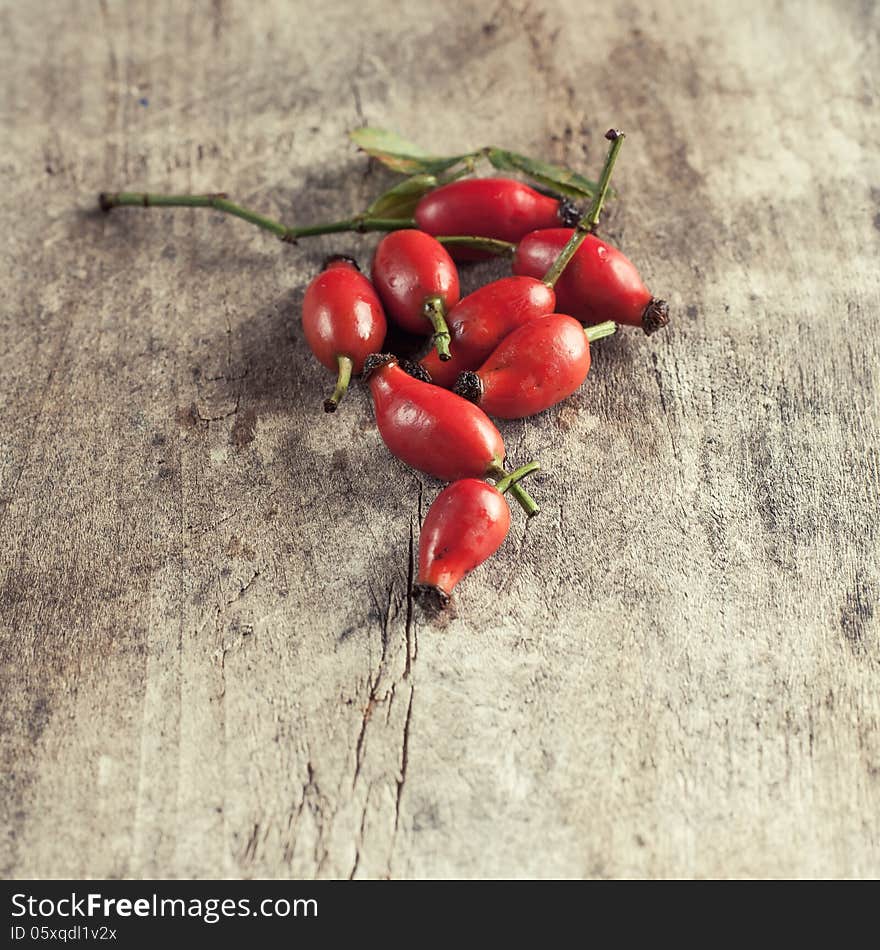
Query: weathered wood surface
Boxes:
[{"xmin": 1, "ymin": 0, "xmax": 878, "ymax": 880}]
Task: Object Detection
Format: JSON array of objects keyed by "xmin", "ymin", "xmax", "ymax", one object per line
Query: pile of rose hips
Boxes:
[{"xmin": 99, "ymin": 128, "xmax": 669, "ymax": 613}]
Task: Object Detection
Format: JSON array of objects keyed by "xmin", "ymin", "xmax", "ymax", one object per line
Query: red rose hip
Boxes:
[
  {"xmin": 414, "ymin": 479, "xmax": 511, "ymax": 612},
  {"xmin": 513, "ymin": 228, "xmax": 669, "ymax": 335},
  {"xmin": 363, "ymin": 354, "xmax": 540, "ymax": 516},
  {"xmin": 414, "ymin": 178, "xmax": 578, "ymax": 260},
  {"xmin": 364, "ymin": 354, "xmax": 504, "ymax": 480},
  {"xmin": 301, "ymin": 256, "xmax": 387, "ymax": 412},
  {"xmin": 454, "ymin": 317, "xmax": 616, "ymax": 419},
  {"xmin": 420, "ymin": 276, "xmax": 556, "ymax": 388},
  {"xmin": 372, "ymin": 230, "xmax": 460, "ymax": 360}
]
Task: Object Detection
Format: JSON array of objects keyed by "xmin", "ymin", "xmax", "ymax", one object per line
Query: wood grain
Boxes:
[{"xmin": 1, "ymin": 0, "xmax": 878, "ymax": 879}]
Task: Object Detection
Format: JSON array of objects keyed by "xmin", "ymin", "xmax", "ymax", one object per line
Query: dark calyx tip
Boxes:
[
  {"xmin": 605, "ymin": 128, "xmax": 623, "ymax": 141},
  {"xmin": 361, "ymin": 352, "xmax": 397, "ymax": 381},
  {"xmin": 413, "ymin": 583, "xmax": 450, "ymax": 615},
  {"xmin": 557, "ymin": 197, "xmax": 580, "ymax": 227},
  {"xmin": 321, "ymin": 253, "xmax": 360, "ymax": 271},
  {"xmin": 453, "ymin": 371, "xmax": 483, "ymax": 404},
  {"xmin": 323, "ymin": 399, "xmax": 338, "ymax": 413},
  {"xmin": 400, "ymin": 360, "xmax": 432, "ymax": 383},
  {"xmin": 98, "ymin": 192, "xmax": 113, "ymax": 212},
  {"xmin": 642, "ymin": 298, "xmax": 670, "ymax": 335}
]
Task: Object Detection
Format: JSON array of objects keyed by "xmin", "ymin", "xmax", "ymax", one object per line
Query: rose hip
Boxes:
[
  {"xmin": 508, "ymin": 129, "xmax": 669, "ymax": 334},
  {"xmin": 414, "ymin": 479, "xmax": 511, "ymax": 612},
  {"xmin": 513, "ymin": 228, "xmax": 669, "ymax": 335},
  {"xmin": 371, "ymin": 230, "xmax": 459, "ymax": 360},
  {"xmin": 301, "ymin": 256, "xmax": 387, "ymax": 412},
  {"xmin": 420, "ymin": 276, "xmax": 556, "ymax": 388},
  {"xmin": 454, "ymin": 316, "xmax": 616, "ymax": 419},
  {"xmin": 362, "ymin": 354, "xmax": 540, "ymax": 516},
  {"xmin": 414, "ymin": 178, "xmax": 578, "ymax": 259}
]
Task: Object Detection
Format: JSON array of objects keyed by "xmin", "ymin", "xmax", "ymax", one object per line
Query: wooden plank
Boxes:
[{"xmin": 1, "ymin": 0, "xmax": 878, "ymax": 878}]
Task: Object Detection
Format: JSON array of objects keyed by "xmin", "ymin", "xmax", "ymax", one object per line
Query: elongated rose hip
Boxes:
[
  {"xmin": 362, "ymin": 354, "xmax": 540, "ymax": 516},
  {"xmin": 513, "ymin": 228, "xmax": 669, "ymax": 334},
  {"xmin": 455, "ymin": 317, "xmax": 616, "ymax": 418},
  {"xmin": 371, "ymin": 230, "xmax": 459, "ymax": 360},
  {"xmin": 301, "ymin": 256, "xmax": 387, "ymax": 412},
  {"xmin": 420, "ymin": 276, "xmax": 556, "ymax": 388},
  {"xmin": 512, "ymin": 128, "xmax": 668, "ymax": 334},
  {"xmin": 414, "ymin": 178, "xmax": 578, "ymax": 259},
  {"xmin": 414, "ymin": 479, "xmax": 511, "ymax": 612}
]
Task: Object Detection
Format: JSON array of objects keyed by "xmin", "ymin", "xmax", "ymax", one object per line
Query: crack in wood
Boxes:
[{"xmin": 394, "ymin": 685, "xmax": 415, "ymax": 836}]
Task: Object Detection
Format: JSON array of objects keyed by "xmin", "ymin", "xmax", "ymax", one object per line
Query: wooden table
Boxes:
[{"xmin": 2, "ymin": 0, "xmax": 878, "ymax": 879}]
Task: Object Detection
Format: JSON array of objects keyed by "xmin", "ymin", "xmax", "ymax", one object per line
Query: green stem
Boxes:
[
  {"xmin": 585, "ymin": 321, "xmax": 617, "ymax": 343},
  {"xmin": 542, "ymin": 129, "xmax": 625, "ymax": 288},
  {"xmin": 423, "ymin": 296, "xmax": 452, "ymax": 362},
  {"xmin": 435, "ymin": 236, "xmax": 516, "ymax": 257},
  {"xmin": 98, "ymin": 191, "xmax": 413, "ymax": 243},
  {"xmin": 494, "ymin": 461, "xmax": 540, "ymax": 495},
  {"xmin": 291, "ymin": 217, "xmax": 415, "ymax": 238},
  {"xmin": 487, "ymin": 464, "xmax": 540, "ymax": 518},
  {"xmin": 323, "ymin": 355, "xmax": 353, "ymax": 413},
  {"xmin": 507, "ymin": 482, "xmax": 540, "ymax": 519},
  {"xmin": 360, "ymin": 217, "xmax": 416, "ymax": 232}
]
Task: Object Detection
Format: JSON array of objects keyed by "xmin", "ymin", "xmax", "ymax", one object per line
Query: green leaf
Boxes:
[
  {"xmin": 365, "ymin": 174, "xmax": 438, "ymax": 218},
  {"xmin": 486, "ymin": 148, "xmax": 601, "ymax": 199},
  {"xmin": 350, "ymin": 127, "xmax": 476, "ymax": 175}
]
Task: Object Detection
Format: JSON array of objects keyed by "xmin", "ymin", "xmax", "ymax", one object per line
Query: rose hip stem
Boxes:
[
  {"xmin": 493, "ymin": 461, "xmax": 541, "ymax": 494},
  {"xmin": 435, "ymin": 236, "xmax": 517, "ymax": 257},
  {"xmin": 585, "ymin": 321, "xmax": 617, "ymax": 342},
  {"xmin": 98, "ymin": 191, "xmax": 415, "ymax": 244},
  {"xmin": 98, "ymin": 192, "xmax": 523, "ymax": 259},
  {"xmin": 541, "ymin": 129, "xmax": 625, "ymax": 289}
]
